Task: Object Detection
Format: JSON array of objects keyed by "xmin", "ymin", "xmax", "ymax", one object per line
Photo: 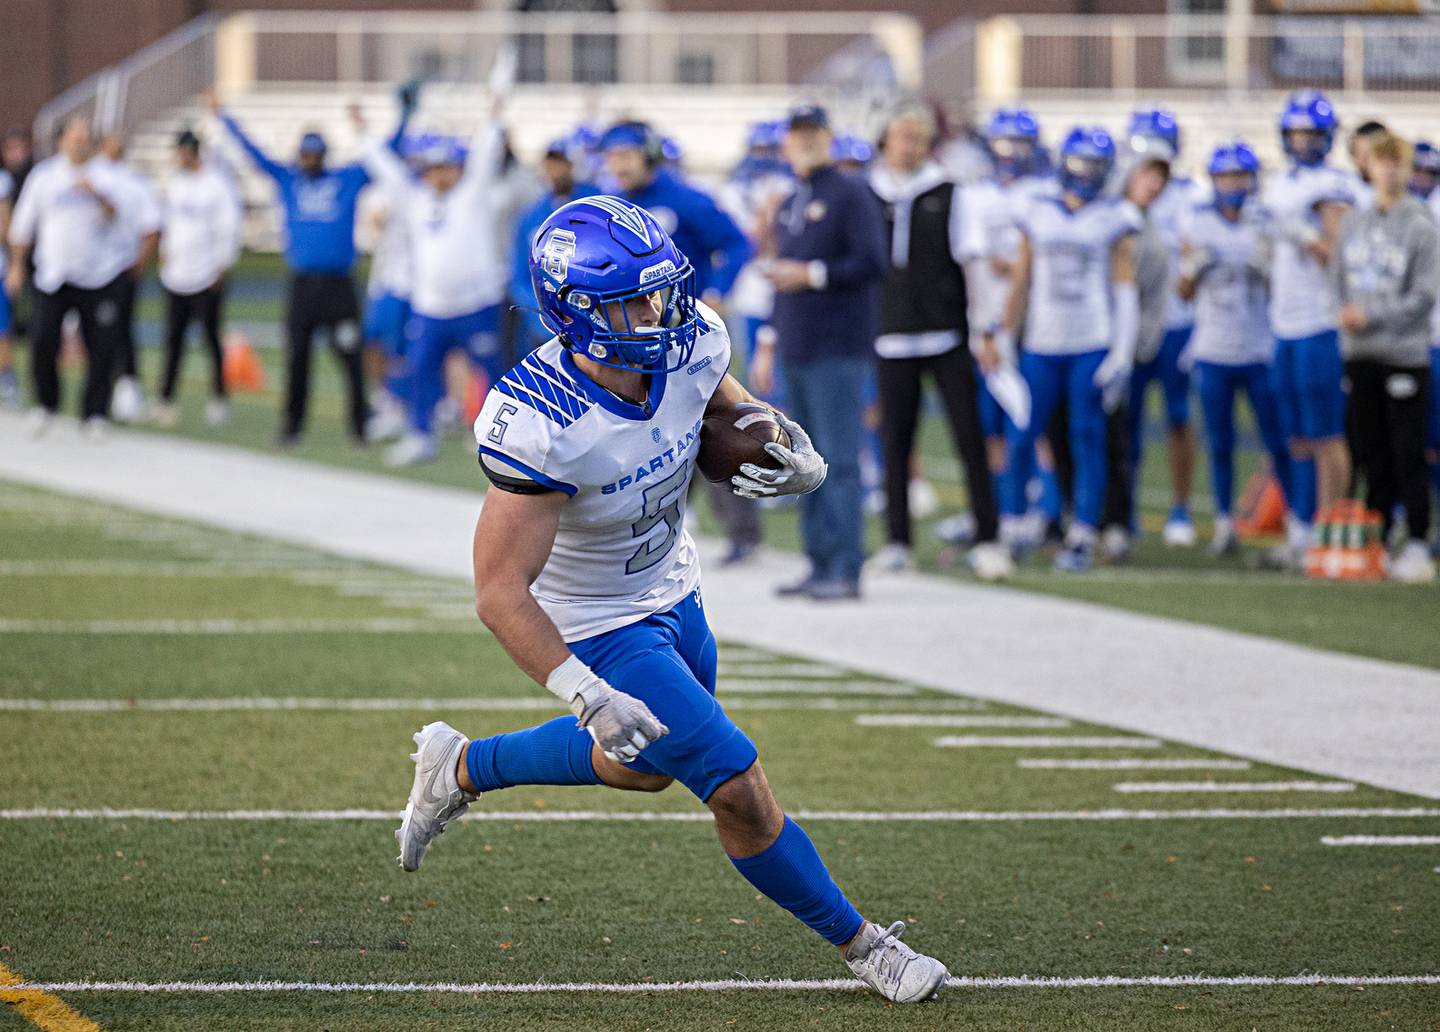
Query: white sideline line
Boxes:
[
  {"xmin": 0, "ymin": 618, "xmax": 475, "ymax": 634},
  {"xmin": 934, "ymin": 736, "xmax": 1162, "ymax": 749},
  {"xmin": 1019, "ymin": 759, "xmax": 1252, "ymax": 770},
  {"xmin": 1114, "ymin": 781, "xmax": 1357, "ymax": 794},
  {"xmin": 718, "ymin": 662, "xmax": 846, "ymax": 678},
  {"xmin": 717, "ymin": 680, "xmax": 916, "ymax": 696},
  {"xmin": 5, "ymin": 807, "xmax": 1438, "ymax": 823},
  {"xmin": 9, "ymin": 974, "xmax": 1440, "ymax": 994},
  {"xmin": 0, "ymin": 696, "xmax": 983, "ymax": 715},
  {"xmin": 857, "ymin": 715, "xmax": 1070, "ymax": 729},
  {"xmin": 1321, "ymin": 836, "xmax": 1440, "ymax": 846}
]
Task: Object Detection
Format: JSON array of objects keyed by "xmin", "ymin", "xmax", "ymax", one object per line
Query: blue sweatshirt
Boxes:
[
  {"xmin": 511, "ymin": 181, "xmax": 601, "ymax": 345},
  {"xmin": 220, "ymin": 113, "xmax": 370, "ymax": 275},
  {"xmin": 771, "ymin": 164, "xmax": 888, "ymax": 363},
  {"xmin": 622, "ymin": 168, "xmax": 752, "ymax": 299}
]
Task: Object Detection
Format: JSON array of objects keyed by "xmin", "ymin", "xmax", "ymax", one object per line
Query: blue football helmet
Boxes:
[
  {"xmin": 831, "ymin": 133, "xmax": 874, "ymax": 165},
  {"xmin": 1058, "ymin": 126, "xmax": 1116, "ymax": 203},
  {"xmin": 985, "ymin": 107, "xmax": 1041, "ymax": 179},
  {"xmin": 1279, "ymin": 90, "xmax": 1337, "ymax": 166},
  {"xmin": 1128, "ymin": 106, "xmax": 1180, "ymax": 159},
  {"xmin": 529, "ymin": 195, "xmax": 701, "ymax": 374},
  {"xmin": 1410, "ymin": 140, "xmax": 1440, "ymax": 199},
  {"xmin": 1207, "ymin": 141, "xmax": 1261, "ymax": 211}
]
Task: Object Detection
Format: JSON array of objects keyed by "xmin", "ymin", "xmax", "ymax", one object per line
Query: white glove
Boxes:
[
  {"xmin": 731, "ymin": 410, "xmax": 828, "ymax": 499},
  {"xmin": 546, "ymin": 655, "xmax": 667, "ymax": 764},
  {"xmin": 1095, "ymin": 281, "xmax": 1139, "ymax": 414},
  {"xmin": 1093, "ymin": 350, "xmax": 1133, "ymax": 413}
]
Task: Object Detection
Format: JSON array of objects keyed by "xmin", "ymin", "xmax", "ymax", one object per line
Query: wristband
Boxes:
[{"xmin": 546, "ymin": 654, "xmax": 605, "ymax": 716}]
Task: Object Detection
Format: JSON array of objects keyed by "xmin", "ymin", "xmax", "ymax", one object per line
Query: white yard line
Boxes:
[
  {"xmin": 856, "ymin": 715, "xmax": 1070, "ymax": 729},
  {"xmin": 1320, "ymin": 835, "xmax": 1440, "ymax": 846},
  {"xmin": 934, "ymin": 736, "xmax": 1163, "ymax": 749},
  {"xmin": 1019, "ymin": 759, "xmax": 1252, "ymax": 770},
  {"xmin": 8, "ymin": 974, "xmax": 1439, "ymax": 994},
  {"xmin": 1114, "ymin": 781, "xmax": 1356, "ymax": 794},
  {"xmin": 717, "ymin": 662, "xmax": 847, "ymax": 678},
  {"xmin": 0, "ymin": 618, "xmax": 475, "ymax": 634},
  {"xmin": 0, "ymin": 696, "xmax": 981, "ymax": 715},
  {"xmin": 716, "ymin": 680, "xmax": 915, "ymax": 696},
  {"xmin": 3, "ymin": 413, "xmax": 1437, "ymax": 797},
  {"xmin": 7, "ymin": 807, "xmax": 1436, "ymax": 822}
]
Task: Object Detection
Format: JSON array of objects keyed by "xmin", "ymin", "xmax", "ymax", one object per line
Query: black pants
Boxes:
[
  {"xmin": 161, "ymin": 284, "xmax": 226, "ymax": 401},
  {"xmin": 30, "ymin": 276, "xmax": 126, "ymax": 419},
  {"xmin": 1050, "ymin": 398, "xmax": 1132, "ymax": 531},
  {"xmin": 284, "ymin": 271, "xmax": 367, "ymax": 440},
  {"xmin": 1345, "ymin": 359, "xmax": 1431, "ymax": 540},
  {"xmin": 877, "ymin": 346, "xmax": 997, "ymax": 545},
  {"xmin": 113, "ymin": 273, "xmax": 140, "ymax": 380}
]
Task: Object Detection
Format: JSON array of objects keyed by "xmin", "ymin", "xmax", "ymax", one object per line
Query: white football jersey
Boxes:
[
  {"xmin": 1183, "ymin": 203, "xmax": 1273, "ymax": 367},
  {"xmin": 474, "ymin": 303, "xmax": 731, "ymax": 642},
  {"xmin": 1148, "ymin": 175, "xmax": 1208, "ymax": 330},
  {"xmin": 959, "ymin": 174, "xmax": 1055, "ymax": 336},
  {"xmin": 361, "ymin": 180, "xmax": 413, "ymax": 300},
  {"xmin": 1261, "ymin": 164, "xmax": 1359, "ymax": 339},
  {"xmin": 1017, "ymin": 194, "xmax": 1142, "ymax": 354}
]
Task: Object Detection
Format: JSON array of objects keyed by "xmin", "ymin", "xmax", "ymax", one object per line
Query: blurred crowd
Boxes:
[{"xmin": 3, "ymin": 81, "xmax": 1438, "ymax": 591}]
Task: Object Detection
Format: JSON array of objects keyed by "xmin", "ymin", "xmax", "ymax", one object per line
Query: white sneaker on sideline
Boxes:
[
  {"xmin": 110, "ymin": 376, "xmax": 146, "ymax": 423},
  {"xmin": 1208, "ymin": 516, "xmax": 1239, "ymax": 558},
  {"xmin": 1162, "ymin": 514, "xmax": 1198, "ymax": 548},
  {"xmin": 365, "ymin": 404, "xmax": 407, "ymax": 443},
  {"xmin": 908, "ymin": 478, "xmax": 939, "ymax": 520},
  {"xmin": 25, "ymin": 408, "xmax": 53, "ymax": 438},
  {"xmin": 395, "ymin": 721, "xmax": 477, "ymax": 872},
  {"xmin": 1101, "ymin": 525, "xmax": 1131, "ymax": 562},
  {"xmin": 204, "ymin": 398, "xmax": 230, "ymax": 427},
  {"xmin": 385, "ymin": 433, "xmax": 438, "ymax": 467},
  {"xmin": 968, "ymin": 541, "xmax": 1014, "ymax": 582},
  {"xmin": 82, "ymin": 416, "xmax": 109, "ymax": 443},
  {"xmin": 1390, "ymin": 540, "xmax": 1436, "ymax": 584},
  {"xmin": 870, "ymin": 542, "xmax": 912, "ymax": 574},
  {"xmin": 844, "ymin": 920, "xmax": 948, "ymax": 1003},
  {"xmin": 932, "ymin": 511, "xmax": 976, "ymax": 546}
]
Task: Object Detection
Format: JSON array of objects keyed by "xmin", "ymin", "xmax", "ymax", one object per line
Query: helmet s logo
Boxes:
[{"xmin": 541, "ymin": 229, "xmax": 577, "ymax": 281}]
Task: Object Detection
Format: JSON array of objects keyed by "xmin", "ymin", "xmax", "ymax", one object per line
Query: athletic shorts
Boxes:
[
  {"xmin": 568, "ymin": 589, "xmax": 757, "ymax": 801},
  {"xmin": 362, "ymin": 292, "xmax": 411, "ymax": 358},
  {"xmin": 1272, "ymin": 329, "xmax": 1346, "ymax": 441}
]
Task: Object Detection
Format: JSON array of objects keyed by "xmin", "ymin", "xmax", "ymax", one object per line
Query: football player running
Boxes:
[
  {"xmin": 1261, "ymin": 90, "xmax": 1358, "ymax": 565},
  {"xmin": 393, "ymin": 195, "xmax": 949, "ymax": 1004},
  {"xmin": 997, "ymin": 127, "xmax": 1142, "ymax": 571},
  {"xmin": 1177, "ymin": 142, "xmax": 1291, "ymax": 557}
]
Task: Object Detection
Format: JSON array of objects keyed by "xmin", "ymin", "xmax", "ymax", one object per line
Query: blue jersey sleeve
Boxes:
[
  {"xmin": 220, "ymin": 113, "xmax": 288, "ymax": 185},
  {"xmin": 682, "ymin": 187, "xmax": 752, "ymax": 297}
]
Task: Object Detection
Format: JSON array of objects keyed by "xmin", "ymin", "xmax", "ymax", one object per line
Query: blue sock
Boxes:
[
  {"xmin": 992, "ymin": 467, "xmax": 1013, "ymax": 519},
  {"xmin": 1289, "ymin": 456, "xmax": 1317, "ymax": 524},
  {"xmin": 729, "ymin": 815, "xmax": 864, "ymax": 947},
  {"xmin": 464, "ymin": 716, "xmax": 601, "ymax": 793},
  {"xmin": 1036, "ymin": 467, "xmax": 1062, "ymax": 521}
]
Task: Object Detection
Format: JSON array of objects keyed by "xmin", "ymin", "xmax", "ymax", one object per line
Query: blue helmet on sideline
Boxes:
[
  {"xmin": 529, "ymin": 195, "xmax": 702, "ymax": 374},
  {"xmin": 1207, "ymin": 141, "xmax": 1261, "ymax": 210},
  {"xmin": 985, "ymin": 106, "xmax": 1040, "ymax": 179},
  {"xmin": 1279, "ymin": 90, "xmax": 1337, "ymax": 166},
  {"xmin": 830, "ymin": 133, "xmax": 873, "ymax": 165},
  {"xmin": 1128, "ymin": 106, "xmax": 1180, "ymax": 159},
  {"xmin": 1410, "ymin": 140, "xmax": 1440, "ymax": 199},
  {"xmin": 1058, "ymin": 126, "xmax": 1115, "ymax": 203}
]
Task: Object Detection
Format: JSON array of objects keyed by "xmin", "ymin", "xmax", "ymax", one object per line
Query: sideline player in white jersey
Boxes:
[
  {"xmin": 962, "ymin": 106, "xmax": 1057, "ymax": 546},
  {"xmin": 997, "ymin": 127, "xmax": 1141, "ymax": 572},
  {"xmin": 356, "ymin": 154, "xmax": 414, "ymax": 442},
  {"xmin": 353, "ymin": 101, "xmax": 510, "ymax": 467},
  {"xmin": 392, "ymin": 196, "xmax": 949, "ymax": 1004},
  {"xmin": 1413, "ymin": 141, "xmax": 1440, "ymax": 552},
  {"xmin": 1261, "ymin": 90, "xmax": 1358, "ymax": 561},
  {"xmin": 1124, "ymin": 107, "xmax": 1206, "ymax": 547},
  {"xmin": 1177, "ymin": 142, "xmax": 1291, "ymax": 557}
]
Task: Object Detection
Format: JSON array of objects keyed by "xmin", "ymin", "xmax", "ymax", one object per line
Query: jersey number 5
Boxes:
[
  {"xmin": 626, "ymin": 462, "xmax": 688, "ymax": 576},
  {"xmin": 487, "ymin": 403, "xmax": 518, "ymax": 445}
]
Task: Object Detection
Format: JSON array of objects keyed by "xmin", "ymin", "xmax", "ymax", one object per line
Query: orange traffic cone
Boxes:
[
  {"xmin": 223, "ymin": 331, "xmax": 265, "ymax": 393},
  {"xmin": 1234, "ymin": 472, "xmax": 1287, "ymax": 537}
]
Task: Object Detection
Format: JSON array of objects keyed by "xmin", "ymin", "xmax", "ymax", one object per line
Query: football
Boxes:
[{"xmin": 696, "ymin": 402, "xmax": 791, "ymax": 483}]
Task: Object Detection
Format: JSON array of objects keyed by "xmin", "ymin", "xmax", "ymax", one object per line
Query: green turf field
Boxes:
[
  {"xmin": 17, "ymin": 251, "xmax": 1436, "ymax": 672},
  {"xmin": 1, "ymin": 483, "xmax": 1437, "ymax": 1030}
]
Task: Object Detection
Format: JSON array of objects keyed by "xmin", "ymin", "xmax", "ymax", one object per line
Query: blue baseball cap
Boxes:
[
  {"xmin": 599, "ymin": 121, "xmax": 653, "ymax": 153},
  {"xmin": 418, "ymin": 136, "xmax": 465, "ymax": 168},
  {"xmin": 787, "ymin": 104, "xmax": 829, "ymax": 130},
  {"xmin": 298, "ymin": 131, "xmax": 327, "ymax": 156}
]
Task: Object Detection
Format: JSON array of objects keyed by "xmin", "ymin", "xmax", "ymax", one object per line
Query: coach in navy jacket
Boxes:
[{"xmin": 763, "ymin": 104, "xmax": 887, "ymax": 600}]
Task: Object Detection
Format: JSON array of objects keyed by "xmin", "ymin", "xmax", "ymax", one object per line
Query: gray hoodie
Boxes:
[{"xmin": 1331, "ymin": 193, "xmax": 1439, "ymax": 366}]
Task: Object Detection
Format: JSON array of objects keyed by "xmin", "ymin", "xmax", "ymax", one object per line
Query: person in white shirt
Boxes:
[
  {"xmin": 6, "ymin": 117, "xmax": 138, "ymax": 439},
  {"xmin": 94, "ymin": 132, "xmax": 163, "ymax": 422},
  {"xmin": 153, "ymin": 128, "xmax": 241, "ymax": 427},
  {"xmin": 352, "ymin": 101, "xmax": 509, "ymax": 466}
]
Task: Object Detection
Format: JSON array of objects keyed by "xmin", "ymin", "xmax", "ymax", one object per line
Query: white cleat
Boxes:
[
  {"xmin": 1163, "ymin": 516, "xmax": 1198, "ymax": 548},
  {"xmin": 967, "ymin": 541, "xmax": 1014, "ymax": 582},
  {"xmin": 395, "ymin": 721, "xmax": 476, "ymax": 872},
  {"xmin": 870, "ymin": 542, "xmax": 912, "ymax": 574},
  {"xmin": 845, "ymin": 920, "xmax": 948, "ymax": 1003},
  {"xmin": 384, "ymin": 433, "xmax": 438, "ymax": 467},
  {"xmin": 1208, "ymin": 516, "xmax": 1239, "ymax": 558},
  {"xmin": 1390, "ymin": 540, "xmax": 1436, "ymax": 584}
]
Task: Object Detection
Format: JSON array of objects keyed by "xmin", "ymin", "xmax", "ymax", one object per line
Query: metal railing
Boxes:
[{"xmin": 938, "ymin": 14, "xmax": 1440, "ymax": 102}]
